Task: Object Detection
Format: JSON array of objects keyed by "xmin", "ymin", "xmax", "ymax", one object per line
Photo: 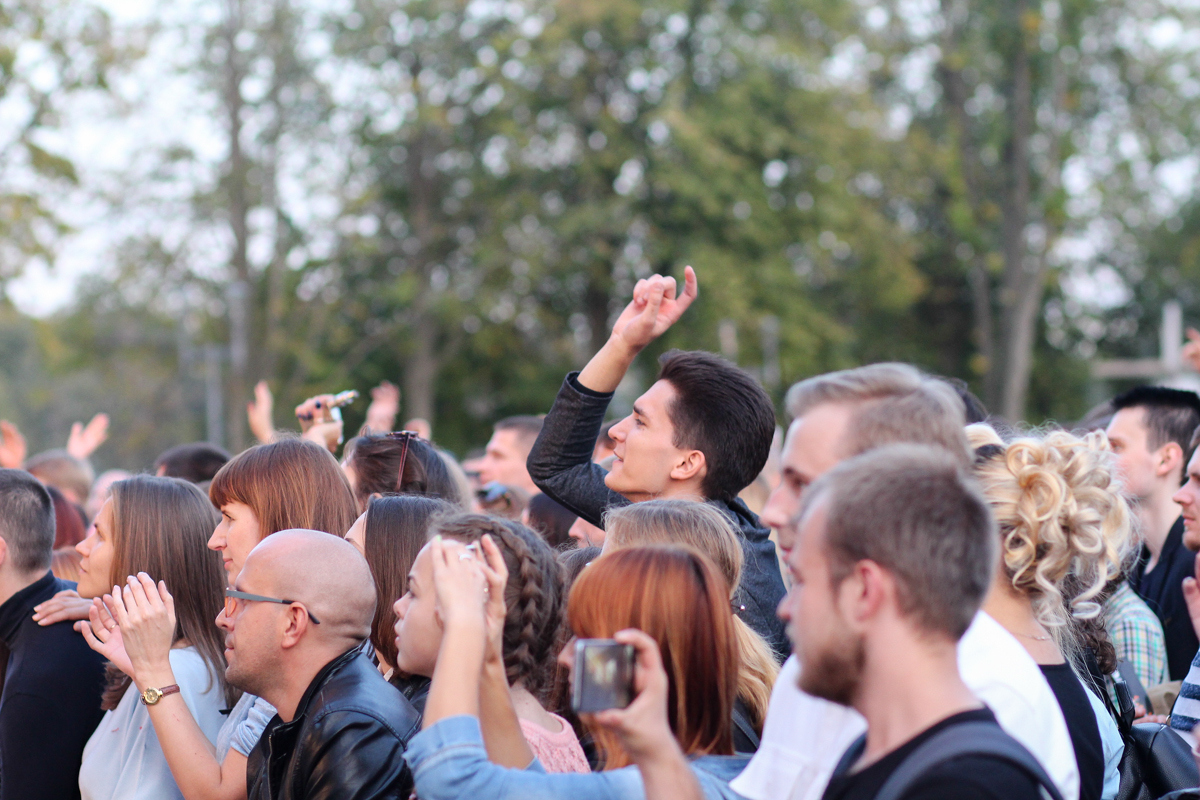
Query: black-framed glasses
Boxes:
[
  {"xmin": 224, "ymin": 588, "xmax": 321, "ymax": 625},
  {"xmin": 385, "ymin": 431, "xmax": 419, "ymax": 493}
]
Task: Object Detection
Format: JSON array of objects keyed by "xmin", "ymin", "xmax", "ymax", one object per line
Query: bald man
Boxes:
[{"xmin": 223, "ymin": 530, "xmax": 421, "ymax": 800}]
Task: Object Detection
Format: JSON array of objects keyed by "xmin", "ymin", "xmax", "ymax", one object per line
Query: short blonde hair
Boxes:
[{"xmin": 786, "ymin": 363, "xmax": 971, "ymax": 465}]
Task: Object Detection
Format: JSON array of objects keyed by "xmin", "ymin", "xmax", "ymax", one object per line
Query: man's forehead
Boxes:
[
  {"xmin": 1107, "ymin": 407, "xmax": 1147, "ymax": 438},
  {"xmin": 636, "ymin": 380, "xmax": 677, "ymax": 414},
  {"xmin": 785, "ymin": 405, "xmax": 854, "ymax": 469}
]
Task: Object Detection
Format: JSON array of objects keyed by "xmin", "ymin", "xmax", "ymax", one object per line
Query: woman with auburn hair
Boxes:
[
  {"xmin": 73, "ymin": 476, "xmax": 230, "ymax": 800},
  {"xmin": 602, "ymin": 500, "xmax": 777, "ymax": 751},
  {"xmin": 968, "ymin": 423, "xmax": 1130, "ymax": 800},
  {"xmin": 404, "ymin": 544, "xmax": 747, "ymax": 800},
  {"xmin": 78, "ymin": 436, "xmax": 360, "ymax": 800}
]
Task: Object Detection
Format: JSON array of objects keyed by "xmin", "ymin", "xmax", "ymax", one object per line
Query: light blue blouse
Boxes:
[{"xmin": 405, "ymin": 715, "xmax": 750, "ymax": 800}]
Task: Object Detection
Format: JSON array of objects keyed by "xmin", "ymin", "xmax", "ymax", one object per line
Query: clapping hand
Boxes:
[
  {"xmin": 75, "ymin": 597, "xmax": 133, "ymax": 677},
  {"xmin": 106, "ymin": 573, "xmax": 177, "ymax": 679}
]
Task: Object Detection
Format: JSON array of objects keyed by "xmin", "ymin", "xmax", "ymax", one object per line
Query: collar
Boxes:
[
  {"xmin": 287, "ymin": 643, "xmax": 367, "ymax": 724},
  {"xmin": 0, "ymin": 571, "xmax": 57, "ymax": 646}
]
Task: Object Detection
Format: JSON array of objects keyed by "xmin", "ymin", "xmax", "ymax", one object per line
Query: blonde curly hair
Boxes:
[{"xmin": 967, "ymin": 424, "xmax": 1132, "ymax": 636}]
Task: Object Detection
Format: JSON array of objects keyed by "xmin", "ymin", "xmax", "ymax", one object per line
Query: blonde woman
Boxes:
[
  {"xmin": 602, "ymin": 499, "xmax": 778, "ymax": 752},
  {"xmin": 968, "ymin": 424, "xmax": 1131, "ymax": 800}
]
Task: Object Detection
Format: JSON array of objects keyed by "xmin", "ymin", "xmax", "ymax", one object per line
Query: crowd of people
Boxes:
[{"xmin": 4, "ymin": 267, "xmax": 1200, "ymax": 800}]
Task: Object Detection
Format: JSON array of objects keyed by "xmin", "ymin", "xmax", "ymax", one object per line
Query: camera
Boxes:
[{"xmin": 570, "ymin": 638, "xmax": 635, "ymax": 714}]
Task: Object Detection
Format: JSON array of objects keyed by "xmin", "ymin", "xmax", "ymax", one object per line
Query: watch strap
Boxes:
[{"xmin": 141, "ymin": 684, "xmax": 181, "ymax": 705}]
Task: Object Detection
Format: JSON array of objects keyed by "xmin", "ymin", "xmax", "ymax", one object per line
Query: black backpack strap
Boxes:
[
  {"xmin": 730, "ymin": 703, "xmax": 762, "ymax": 753},
  {"xmin": 872, "ymin": 722, "xmax": 1066, "ymax": 800}
]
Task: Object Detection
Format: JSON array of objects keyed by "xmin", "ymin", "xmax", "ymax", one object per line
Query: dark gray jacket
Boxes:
[{"xmin": 527, "ymin": 372, "xmax": 789, "ymax": 660}]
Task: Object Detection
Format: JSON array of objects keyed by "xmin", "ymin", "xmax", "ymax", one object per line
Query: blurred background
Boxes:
[{"xmin": 2, "ymin": 0, "xmax": 1200, "ymax": 469}]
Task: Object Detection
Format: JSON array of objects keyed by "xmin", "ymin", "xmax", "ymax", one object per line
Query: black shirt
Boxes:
[
  {"xmin": 527, "ymin": 372, "xmax": 789, "ymax": 659},
  {"xmin": 0, "ymin": 571, "xmax": 106, "ymax": 800},
  {"xmin": 1039, "ymin": 663, "xmax": 1103, "ymax": 800},
  {"xmin": 821, "ymin": 709, "xmax": 1044, "ymax": 800},
  {"xmin": 1128, "ymin": 516, "xmax": 1199, "ymax": 680}
]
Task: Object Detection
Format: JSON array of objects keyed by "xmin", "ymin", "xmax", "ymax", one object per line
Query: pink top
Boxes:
[{"xmin": 519, "ymin": 714, "xmax": 591, "ymax": 774}]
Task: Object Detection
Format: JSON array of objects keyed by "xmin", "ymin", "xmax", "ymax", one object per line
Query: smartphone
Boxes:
[{"xmin": 571, "ymin": 638, "xmax": 635, "ymax": 714}]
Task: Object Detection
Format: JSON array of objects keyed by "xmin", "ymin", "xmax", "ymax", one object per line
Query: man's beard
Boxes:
[{"xmin": 797, "ymin": 631, "xmax": 865, "ymax": 707}]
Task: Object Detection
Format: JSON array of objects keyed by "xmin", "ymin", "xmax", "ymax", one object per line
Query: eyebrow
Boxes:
[{"xmin": 632, "ymin": 403, "xmax": 647, "ymax": 419}]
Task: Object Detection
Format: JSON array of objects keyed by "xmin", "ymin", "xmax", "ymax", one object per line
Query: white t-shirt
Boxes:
[
  {"xmin": 731, "ymin": 611, "xmax": 1081, "ymax": 800},
  {"xmin": 79, "ymin": 647, "xmax": 226, "ymax": 800}
]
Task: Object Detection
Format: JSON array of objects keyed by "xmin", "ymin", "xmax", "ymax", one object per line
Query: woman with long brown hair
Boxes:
[
  {"xmin": 405, "ymin": 544, "xmax": 748, "ymax": 798},
  {"xmin": 81, "ymin": 436, "xmax": 359, "ymax": 800},
  {"xmin": 73, "ymin": 475, "xmax": 229, "ymax": 800}
]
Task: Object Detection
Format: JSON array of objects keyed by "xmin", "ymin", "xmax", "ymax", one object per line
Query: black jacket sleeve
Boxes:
[{"xmin": 526, "ymin": 372, "xmax": 630, "ymax": 527}]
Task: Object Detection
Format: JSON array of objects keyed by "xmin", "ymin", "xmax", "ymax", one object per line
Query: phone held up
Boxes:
[{"xmin": 571, "ymin": 638, "xmax": 635, "ymax": 714}]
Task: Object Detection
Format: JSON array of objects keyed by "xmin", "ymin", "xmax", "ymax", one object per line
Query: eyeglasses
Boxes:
[
  {"xmin": 224, "ymin": 588, "xmax": 321, "ymax": 625},
  {"xmin": 385, "ymin": 431, "xmax": 419, "ymax": 493}
]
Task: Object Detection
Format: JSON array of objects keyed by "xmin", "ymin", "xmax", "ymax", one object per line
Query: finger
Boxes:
[
  {"xmin": 159, "ymin": 580, "xmax": 175, "ymax": 619},
  {"xmin": 87, "ymin": 603, "xmax": 112, "ymax": 644},
  {"xmin": 99, "ymin": 594, "xmax": 120, "ymax": 627},
  {"xmin": 1189, "ymin": 328, "xmax": 1200, "ymax": 343},
  {"xmin": 77, "ymin": 621, "xmax": 104, "ymax": 652},
  {"xmin": 137, "ymin": 572, "xmax": 165, "ymax": 612},
  {"xmin": 127, "ymin": 574, "xmax": 154, "ymax": 612},
  {"xmin": 660, "ymin": 275, "xmax": 678, "ymax": 301},
  {"xmin": 110, "ymin": 585, "xmax": 132, "ymax": 627},
  {"xmin": 679, "ymin": 265, "xmax": 699, "ymax": 305},
  {"xmin": 641, "ymin": 282, "xmax": 666, "ymax": 324},
  {"xmin": 479, "ymin": 535, "xmax": 508, "ymax": 587}
]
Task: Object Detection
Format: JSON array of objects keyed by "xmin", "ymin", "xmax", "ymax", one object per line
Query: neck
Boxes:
[
  {"xmin": 1137, "ymin": 485, "xmax": 1182, "ymax": 560},
  {"xmin": 265, "ymin": 647, "xmax": 346, "ymax": 723},
  {"xmin": 981, "ymin": 575, "xmax": 1064, "ymax": 665},
  {"xmin": 0, "ymin": 567, "xmax": 46, "ymax": 608},
  {"xmin": 624, "ymin": 480, "xmax": 707, "ymax": 505},
  {"xmin": 855, "ymin": 627, "xmax": 980, "ymax": 765}
]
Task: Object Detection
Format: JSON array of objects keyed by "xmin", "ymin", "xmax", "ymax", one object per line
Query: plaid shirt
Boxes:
[{"xmin": 1107, "ymin": 580, "xmax": 1169, "ymax": 690}]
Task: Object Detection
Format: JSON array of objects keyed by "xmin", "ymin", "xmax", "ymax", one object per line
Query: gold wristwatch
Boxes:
[{"xmin": 140, "ymin": 684, "xmax": 180, "ymax": 705}]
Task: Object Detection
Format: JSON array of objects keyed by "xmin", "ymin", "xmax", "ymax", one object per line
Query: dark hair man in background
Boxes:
[
  {"xmin": 154, "ymin": 442, "xmax": 232, "ymax": 486},
  {"xmin": 477, "ymin": 416, "xmax": 543, "ymax": 496},
  {"xmin": 527, "ymin": 267, "xmax": 789, "ymax": 657},
  {"xmin": 1106, "ymin": 385, "xmax": 1200, "ymax": 679},
  {"xmin": 0, "ymin": 468, "xmax": 106, "ymax": 800}
]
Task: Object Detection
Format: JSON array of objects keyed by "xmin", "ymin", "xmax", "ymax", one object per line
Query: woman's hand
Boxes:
[
  {"xmin": 76, "ymin": 597, "xmax": 134, "ymax": 677},
  {"xmin": 588, "ymin": 629, "xmax": 678, "ymax": 761},
  {"xmin": 478, "ymin": 535, "xmax": 509, "ymax": 666},
  {"xmin": 108, "ymin": 573, "xmax": 177, "ymax": 680},
  {"xmin": 295, "ymin": 394, "xmax": 338, "ymax": 433},
  {"xmin": 33, "ymin": 589, "xmax": 92, "ymax": 626},
  {"xmin": 429, "ymin": 537, "xmax": 489, "ymax": 631}
]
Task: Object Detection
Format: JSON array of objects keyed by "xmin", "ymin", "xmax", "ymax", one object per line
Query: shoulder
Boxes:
[{"xmin": 167, "ymin": 646, "xmax": 216, "ymax": 682}]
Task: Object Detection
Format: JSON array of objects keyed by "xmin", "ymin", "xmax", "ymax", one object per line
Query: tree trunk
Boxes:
[
  {"xmin": 402, "ymin": 124, "xmax": 440, "ymax": 424},
  {"xmin": 224, "ymin": 0, "xmax": 251, "ymax": 450},
  {"xmin": 996, "ymin": 0, "xmax": 1035, "ymax": 420}
]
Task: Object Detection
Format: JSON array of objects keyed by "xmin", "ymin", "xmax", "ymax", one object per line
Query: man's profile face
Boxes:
[
  {"xmin": 477, "ymin": 429, "xmax": 534, "ymax": 491},
  {"xmin": 760, "ymin": 403, "xmax": 853, "ymax": 559},
  {"xmin": 1106, "ymin": 407, "xmax": 1161, "ymax": 502},
  {"xmin": 778, "ymin": 500, "xmax": 863, "ymax": 706},
  {"xmin": 217, "ymin": 555, "xmax": 278, "ymax": 696},
  {"xmin": 604, "ymin": 380, "xmax": 693, "ymax": 500},
  {"xmin": 1173, "ymin": 448, "xmax": 1200, "ymax": 552}
]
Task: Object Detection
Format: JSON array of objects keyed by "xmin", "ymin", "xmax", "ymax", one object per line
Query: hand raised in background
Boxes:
[
  {"xmin": 247, "ymin": 380, "xmax": 276, "ymax": 444},
  {"xmin": 67, "ymin": 413, "xmax": 109, "ymax": 460},
  {"xmin": 0, "ymin": 419, "xmax": 26, "ymax": 469},
  {"xmin": 365, "ymin": 381, "xmax": 401, "ymax": 434},
  {"xmin": 607, "ymin": 266, "xmax": 698, "ymax": 354}
]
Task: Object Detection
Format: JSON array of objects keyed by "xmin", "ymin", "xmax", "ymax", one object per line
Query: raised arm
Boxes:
[{"xmin": 528, "ymin": 268, "xmax": 698, "ymax": 524}]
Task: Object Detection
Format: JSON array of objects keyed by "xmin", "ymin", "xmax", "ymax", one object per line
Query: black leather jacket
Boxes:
[{"xmin": 246, "ymin": 647, "xmax": 422, "ymax": 800}]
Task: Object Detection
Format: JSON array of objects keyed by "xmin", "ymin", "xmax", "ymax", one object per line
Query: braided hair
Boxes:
[{"xmin": 431, "ymin": 513, "xmax": 564, "ymax": 698}]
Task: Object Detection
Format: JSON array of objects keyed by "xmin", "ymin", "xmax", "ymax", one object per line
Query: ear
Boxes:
[
  {"xmin": 0, "ymin": 537, "xmax": 8, "ymax": 571},
  {"xmin": 669, "ymin": 450, "xmax": 707, "ymax": 484},
  {"xmin": 1158, "ymin": 442, "xmax": 1184, "ymax": 480},
  {"xmin": 278, "ymin": 606, "xmax": 312, "ymax": 650},
  {"xmin": 839, "ymin": 560, "xmax": 890, "ymax": 629}
]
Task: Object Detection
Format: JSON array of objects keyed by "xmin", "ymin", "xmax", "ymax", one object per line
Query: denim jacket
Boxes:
[{"xmin": 405, "ymin": 716, "xmax": 751, "ymax": 800}]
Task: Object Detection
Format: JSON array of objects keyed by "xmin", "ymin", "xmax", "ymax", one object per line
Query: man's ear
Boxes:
[
  {"xmin": 0, "ymin": 538, "xmax": 8, "ymax": 571},
  {"xmin": 841, "ymin": 560, "xmax": 889, "ymax": 629},
  {"xmin": 279, "ymin": 606, "xmax": 312, "ymax": 650},
  {"xmin": 670, "ymin": 450, "xmax": 707, "ymax": 484},
  {"xmin": 1158, "ymin": 442, "xmax": 1185, "ymax": 480}
]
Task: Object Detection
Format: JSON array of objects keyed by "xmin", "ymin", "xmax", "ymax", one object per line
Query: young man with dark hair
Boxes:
[
  {"xmin": 784, "ymin": 446, "xmax": 1051, "ymax": 800},
  {"xmin": 527, "ymin": 267, "xmax": 789, "ymax": 655},
  {"xmin": 154, "ymin": 442, "xmax": 232, "ymax": 485},
  {"xmin": 1106, "ymin": 384, "xmax": 1200, "ymax": 679},
  {"xmin": 0, "ymin": 468, "xmax": 106, "ymax": 800},
  {"xmin": 477, "ymin": 415, "xmax": 544, "ymax": 495}
]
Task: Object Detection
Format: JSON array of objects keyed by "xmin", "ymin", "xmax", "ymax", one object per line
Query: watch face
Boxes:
[{"xmin": 142, "ymin": 687, "xmax": 163, "ymax": 705}]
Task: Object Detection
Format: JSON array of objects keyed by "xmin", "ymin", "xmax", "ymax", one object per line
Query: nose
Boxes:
[
  {"xmin": 609, "ymin": 417, "xmax": 631, "ymax": 442},
  {"xmin": 216, "ymin": 606, "xmax": 232, "ymax": 632}
]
